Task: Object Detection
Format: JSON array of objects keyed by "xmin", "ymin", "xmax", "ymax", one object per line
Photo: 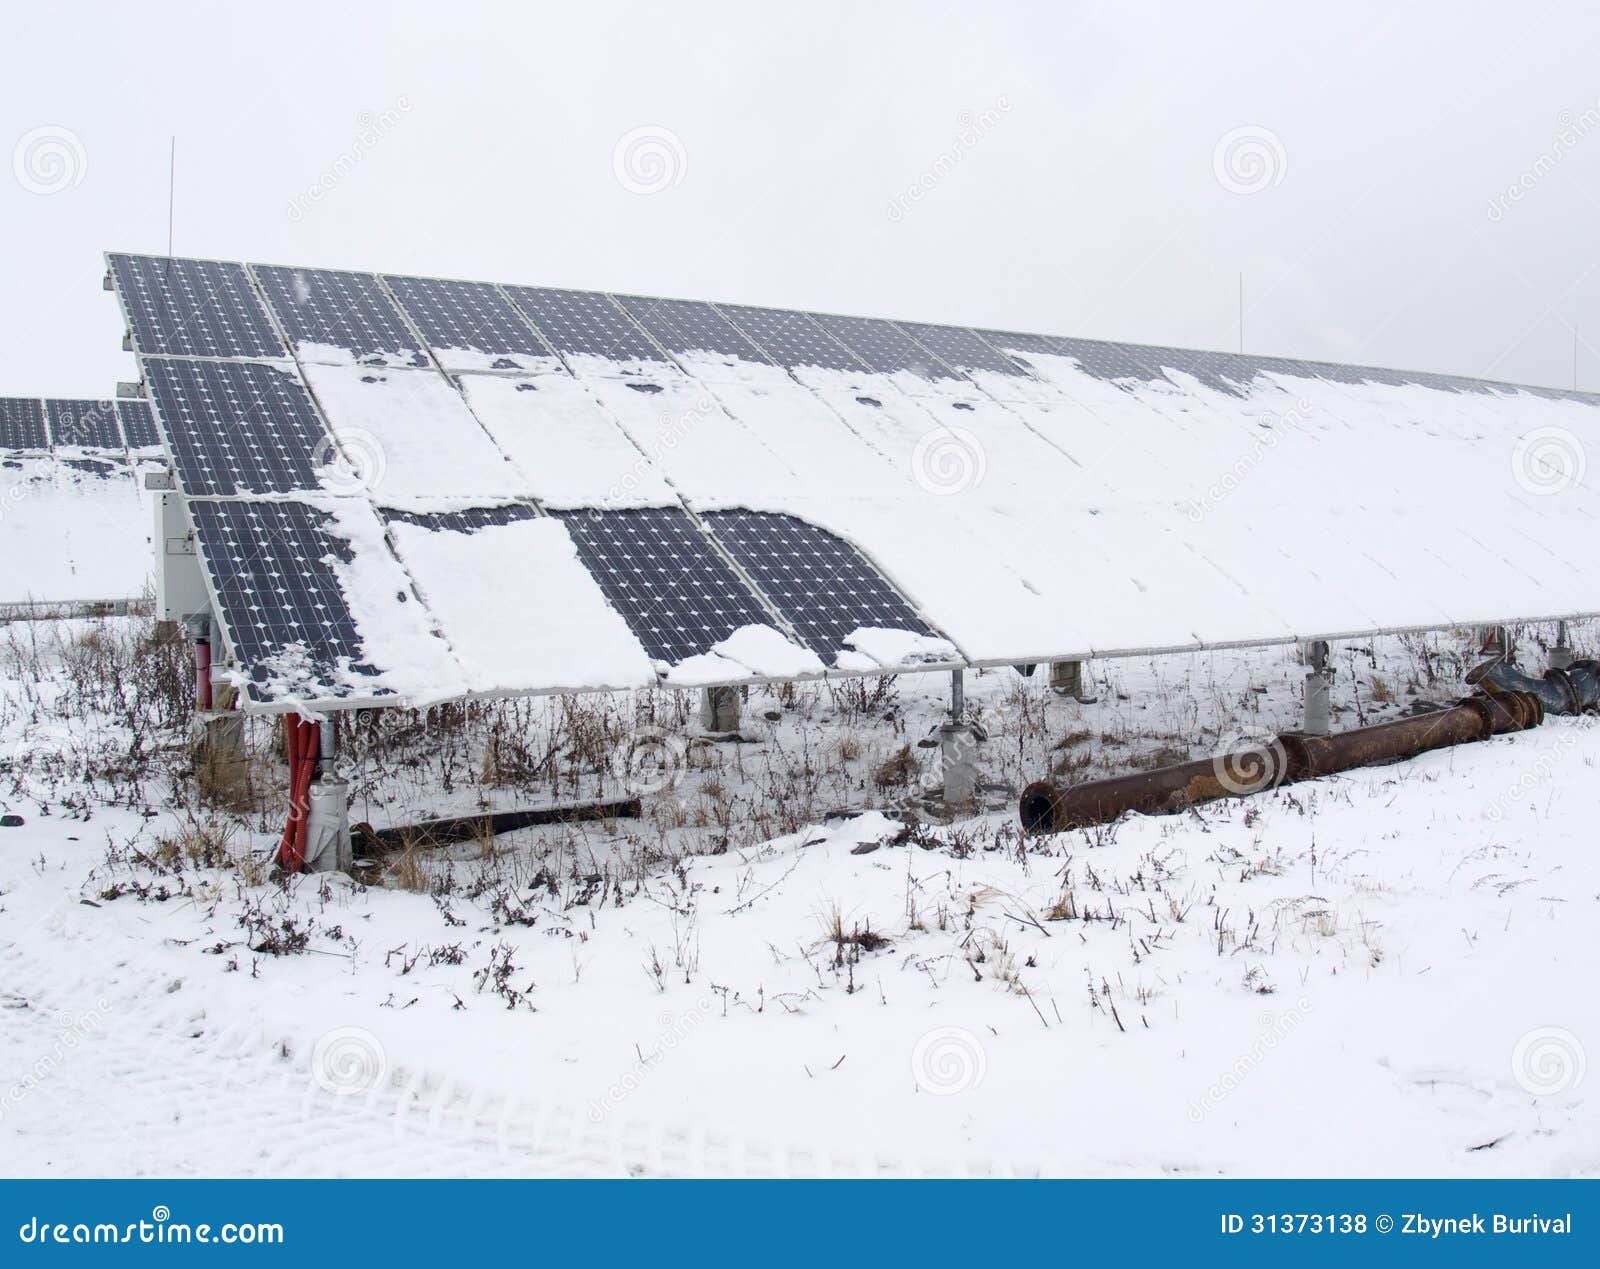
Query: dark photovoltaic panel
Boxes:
[
  {"xmin": 553, "ymin": 508, "xmax": 777, "ymax": 663},
  {"xmin": 899, "ymin": 322, "xmax": 1033, "ymax": 378},
  {"xmin": 612, "ymin": 295, "xmax": 770, "ymax": 363},
  {"xmin": 252, "ymin": 265, "xmax": 428, "ymax": 367},
  {"xmin": 44, "ymin": 399, "xmax": 124, "ymax": 450},
  {"xmin": 714, "ymin": 303, "xmax": 867, "ymax": 373},
  {"xmin": 0, "ymin": 398, "xmax": 50, "ymax": 450},
  {"xmin": 109, "ymin": 254, "xmax": 286, "ymax": 361},
  {"xmin": 144, "ymin": 359, "xmax": 331, "ymax": 497},
  {"xmin": 384, "ymin": 504, "xmax": 539, "ymax": 534},
  {"xmin": 188, "ymin": 499, "xmax": 374, "ymax": 702},
  {"xmin": 384, "ymin": 275, "xmax": 555, "ymax": 368},
  {"xmin": 116, "ymin": 399, "xmax": 161, "ymax": 449},
  {"xmin": 704, "ymin": 510, "xmax": 940, "ymax": 658},
  {"xmin": 503, "ymin": 286, "xmax": 668, "ymax": 365},
  {"xmin": 813, "ymin": 312, "xmax": 960, "ymax": 381}
]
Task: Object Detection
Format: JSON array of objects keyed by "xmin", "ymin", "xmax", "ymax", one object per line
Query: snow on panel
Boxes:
[
  {"xmin": 302, "ymin": 364, "xmax": 530, "ymax": 506},
  {"xmin": 0, "ymin": 457, "xmax": 151, "ymax": 606},
  {"xmin": 386, "ymin": 514, "xmax": 658, "ymax": 694},
  {"xmin": 459, "ymin": 374, "xmax": 676, "ymax": 509}
]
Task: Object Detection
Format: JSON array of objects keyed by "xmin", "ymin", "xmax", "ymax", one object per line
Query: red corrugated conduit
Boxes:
[{"xmin": 278, "ymin": 716, "xmax": 321, "ymax": 872}]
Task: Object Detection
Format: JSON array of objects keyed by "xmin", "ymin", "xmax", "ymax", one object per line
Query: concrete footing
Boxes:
[
  {"xmin": 304, "ymin": 778, "xmax": 352, "ymax": 873},
  {"xmin": 1049, "ymin": 660, "xmax": 1096, "ymax": 702},
  {"xmin": 699, "ymin": 685, "xmax": 742, "ymax": 734},
  {"xmin": 939, "ymin": 722, "xmax": 978, "ymax": 807}
]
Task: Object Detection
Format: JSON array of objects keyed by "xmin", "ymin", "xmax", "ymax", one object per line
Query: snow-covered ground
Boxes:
[{"xmin": 0, "ymin": 616, "xmax": 1594, "ymax": 1177}]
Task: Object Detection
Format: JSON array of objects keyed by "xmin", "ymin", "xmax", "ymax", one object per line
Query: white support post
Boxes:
[
  {"xmin": 1551, "ymin": 620, "xmax": 1574, "ymax": 671},
  {"xmin": 1303, "ymin": 639, "xmax": 1333, "ymax": 737},
  {"xmin": 699, "ymin": 685, "xmax": 741, "ymax": 735},
  {"xmin": 941, "ymin": 669, "xmax": 977, "ymax": 807}
]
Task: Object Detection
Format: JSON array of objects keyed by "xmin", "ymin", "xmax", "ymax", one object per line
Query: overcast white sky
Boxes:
[{"xmin": 5, "ymin": 1, "xmax": 1600, "ymax": 396}]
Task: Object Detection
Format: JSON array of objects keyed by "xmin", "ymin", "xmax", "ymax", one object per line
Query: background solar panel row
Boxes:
[
  {"xmin": 552, "ymin": 508, "xmax": 780, "ymax": 663},
  {"xmin": 116, "ymin": 399, "xmax": 161, "ymax": 449},
  {"xmin": 110, "ymin": 254, "xmax": 286, "ymax": 361},
  {"xmin": 252, "ymin": 265, "xmax": 429, "ymax": 367},
  {"xmin": 187, "ymin": 499, "xmax": 376, "ymax": 703},
  {"xmin": 505, "ymin": 286, "xmax": 669, "ymax": 366},
  {"xmin": 813, "ymin": 312, "xmax": 962, "ymax": 381},
  {"xmin": 143, "ymin": 360, "xmax": 331, "ymax": 497},
  {"xmin": 0, "ymin": 398, "xmax": 52, "ymax": 450},
  {"xmin": 383, "ymin": 504, "xmax": 540, "ymax": 534},
  {"xmin": 900, "ymin": 322, "xmax": 1033, "ymax": 378},
  {"xmin": 384, "ymin": 275, "xmax": 554, "ymax": 370},
  {"xmin": 704, "ymin": 510, "xmax": 939, "ymax": 658},
  {"xmin": 44, "ymin": 399, "xmax": 124, "ymax": 449}
]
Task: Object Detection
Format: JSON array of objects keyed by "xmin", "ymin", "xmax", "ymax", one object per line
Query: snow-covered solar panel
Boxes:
[
  {"xmin": 612, "ymin": 295, "xmax": 770, "ymax": 363},
  {"xmin": 552, "ymin": 508, "xmax": 781, "ymax": 664},
  {"xmin": 186, "ymin": 499, "xmax": 379, "ymax": 703},
  {"xmin": 704, "ymin": 510, "xmax": 939, "ymax": 661},
  {"xmin": 503, "ymin": 286, "xmax": 669, "ymax": 369},
  {"xmin": 143, "ymin": 359, "xmax": 331, "ymax": 497},
  {"xmin": 116, "ymin": 399, "xmax": 160, "ymax": 449},
  {"xmin": 252, "ymin": 265, "xmax": 429, "ymax": 368},
  {"xmin": 109, "ymin": 254, "xmax": 285, "ymax": 361},
  {"xmin": 813, "ymin": 312, "xmax": 961, "ymax": 382},
  {"xmin": 45, "ymin": 398, "xmax": 124, "ymax": 450},
  {"xmin": 0, "ymin": 398, "xmax": 49, "ymax": 450},
  {"xmin": 897, "ymin": 322, "xmax": 1032, "ymax": 378},
  {"xmin": 384, "ymin": 275, "xmax": 559, "ymax": 373}
]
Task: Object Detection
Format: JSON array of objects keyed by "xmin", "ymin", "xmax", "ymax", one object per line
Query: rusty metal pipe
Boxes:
[{"xmin": 1020, "ymin": 690, "xmax": 1544, "ymax": 835}]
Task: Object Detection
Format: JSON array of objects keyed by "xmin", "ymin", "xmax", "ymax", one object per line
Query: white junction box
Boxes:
[{"xmin": 154, "ymin": 491, "xmax": 210, "ymax": 623}]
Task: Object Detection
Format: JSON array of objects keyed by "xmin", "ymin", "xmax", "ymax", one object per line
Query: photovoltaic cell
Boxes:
[
  {"xmin": 704, "ymin": 510, "xmax": 938, "ymax": 657},
  {"xmin": 503, "ymin": 286, "xmax": 667, "ymax": 365},
  {"xmin": 45, "ymin": 399, "xmax": 124, "ymax": 450},
  {"xmin": 188, "ymin": 499, "xmax": 374, "ymax": 702},
  {"xmin": 384, "ymin": 275, "xmax": 555, "ymax": 370},
  {"xmin": 0, "ymin": 398, "xmax": 49, "ymax": 450},
  {"xmin": 897, "ymin": 322, "xmax": 1031, "ymax": 378},
  {"xmin": 611, "ymin": 295, "xmax": 770, "ymax": 363},
  {"xmin": 116, "ymin": 399, "xmax": 161, "ymax": 449},
  {"xmin": 812, "ymin": 312, "xmax": 959, "ymax": 381},
  {"xmin": 383, "ymin": 504, "xmax": 539, "ymax": 534},
  {"xmin": 109, "ymin": 254, "xmax": 286, "ymax": 361},
  {"xmin": 552, "ymin": 508, "xmax": 776, "ymax": 663},
  {"xmin": 144, "ymin": 359, "xmax": 331, "ymax": 497},
  {"xmin": 714, "ymin": 303, "xmax": 866, "ymax": 372},
  {"xmin": 253, "ymin": 265, "xmax": 428, "ymax": 367}
]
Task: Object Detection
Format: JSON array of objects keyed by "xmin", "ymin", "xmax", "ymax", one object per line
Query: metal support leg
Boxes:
[
  {"xmin": 1551, "ymin": 620, "xmax": 1574, "ymax": 672},
  {"xmin": 1303, "ymin": 639, "xmax": 1333, "ymax": 737}
]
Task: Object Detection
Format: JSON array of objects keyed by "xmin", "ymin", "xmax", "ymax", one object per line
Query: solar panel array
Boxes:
[
  {"xmin": 107, "ymin": 251, "xmax": 1600, "ymax": 711},
  {"xmin": 0, "ymin": 396, "xmax": 156, "ymax": 609}
]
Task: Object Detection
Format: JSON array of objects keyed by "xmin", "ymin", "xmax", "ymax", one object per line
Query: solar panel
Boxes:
[
  {"xmin": 187, "ymin": 499, "xmax": 375, "ymax": 702},
  {"xmin": 0, "ymin": 399, "xmax": 49, "ymax": 450},
  {"xmin": 252, "ymin": 265, "xmax": 428, "ymax": 368},
  {"xmin": 384, "ymin": 274, "xmax": 558, "ymax": 372},
  {"xmin": 812, "ymin": 312, "xmax": 961, "ymax": 382},
  {"xmin": 552, "ymin": 508, "xmax": 780, "ymax": 664},
  {"xmin": 116, "ymin": 399, "xmax": 161, "ymax": 449},
  {"xmin": 44, "ymin": 399, "xmax": 124, "ymax": 450},
  {"xmin": 704, "ymin": 510, "xmax": 939, "ymax": 659},
  {"xmin": 108, "ymin": 254, "xmax": 286, "ymax": 361},
  {"xmin": 503, "ymin": 286, "xmax": 668, "ymax": 368},
  {"xmin": 611, "ymin": 295, "xmax": 770, "ymax": 363},
  {"xmin": 714, "ymin": 303, "xmax": 867, "ymax": 372},
  {"xmin": 897, "ymin": 322, "xmax": 1032, "ymax": 378},
  {"xmin": 383, "ymin": 504, "xmax": 539, "ymax": 534},
  {"xmin": 143, "ymin": 360, "xmax": 331, "ymax": 497}
]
